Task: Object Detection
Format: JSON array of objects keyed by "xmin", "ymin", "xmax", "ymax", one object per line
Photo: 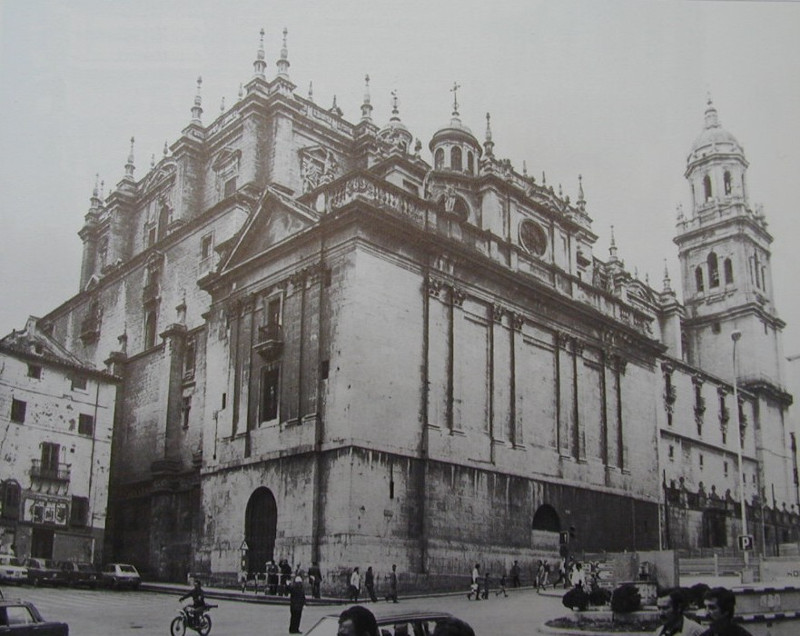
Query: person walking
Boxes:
[
  {"xmin": 535, "ymin": 560, "xmax": 545, "ymax": 592},
  {"xmin": 510, "ymin": 560, "xmax": 521, "ymax": 588},
  {"xmin": 266, "ymin": 559, "xmax": 278, "ymax": 595},
  {"xmin": 481, "ymin": 570, "xmax": 490, "ymax": 599},
  {"xmin": 570, "ymin": 561, "xmax": 586, "ymax": 590},
  {"xmin": 279, "ymin": 558, "xmax": 293, "ymax": 596},
  {"xmin": 553, "ymin": 556, "xmax": 569, "ymax": 589},
  {"xmin": 349, "ymin": 566, "xmax": 362, "ymax": 602},
  {"xmin": 308, "ymin": 561, "xmax": 322, "ymax": 599},
  {"xmin": 385, "ymin": 564, "xmax": 398, "ymax": 603},
  {"xmin": 288, "ymin": 575, "xmax": 306, "ymax": 634},
  {"xmin": 494, "ymin": 572, "xmax": 508, "ymax": 597},
  {"xmin": 364, "ymin": 566, "xmax": 378, "ymax": 602},
  {"xmin": 467, "ymin": 563, "xmax": 481, "ymax": 601}
]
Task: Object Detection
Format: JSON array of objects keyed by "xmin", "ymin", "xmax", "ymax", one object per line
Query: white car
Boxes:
[
  {"xmin": 0, "ymin": 554, "xmax": 27, "ymax": 583},
  {"xmin": 101, "ymin": 563, "xmax": 141, "ymax": 590}
]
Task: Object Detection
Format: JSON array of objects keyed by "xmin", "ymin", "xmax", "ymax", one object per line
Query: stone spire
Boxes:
[
  {"xmin": 308, "ymin": 81, "xmax": 314, "ymax": 102},
  {"xmin": 220, "ymin": 96, "xmax": 226, "ymax": 114},
  {"xmin": 608, "ymin": 225, "xmax": 618, "ymax": 262},
  {"xmin": 329, "ymin": 95, "xmax": 343, "ymax": 117},
  {"xmin": 576, "ymin": 174, "xmax": 586, "ymax": 212},
  {"xmin": 662, "ymin": 259, "xmax": 673, "ymax": 293},
  {"xmin": 90, "ymin": 173, "xmax": 102, "ymax": 209},
  {"xmin": 150, "ymin": 153, "xmax": 155, "ymax": 168},
  {"xmin": 276, "ymin": 27, "xmax": 290, "ymax": 78},
  {"xmin": 390, "ymin": 90, "xmax": 401, "ymax": 122},
  {"xmin": 163, "ymin": 141, "xmax": 169, "ymax": 157},
  {"xmin": 124, "ymin": 137, "xmax": 136, "ymax": 180},
  {"xmin": 253, "ymin": 28, "xmax": 266, "ymax": 78},
  {"xmin": 191, "ymin": 76, "xmax": 203, "ymax": 123},
  {"xmin": 238, "ymin": 83, "xmax": 244, "ymax": 100},
  {"xmin": 360, "ymin": 74, "xmax": 373, "ymax": 122},
  {"xmin": 484, "ymin": 112, "xmax": 494, "ymax": 157},
  {"xmin": 522, "ymin": 160, "xmax": 528, "ymax": 177}
]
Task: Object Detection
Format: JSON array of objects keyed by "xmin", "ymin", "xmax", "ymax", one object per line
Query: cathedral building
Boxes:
[{"xmin": 27, "ymin": 30, "xmax": 797, "ymax": 586}]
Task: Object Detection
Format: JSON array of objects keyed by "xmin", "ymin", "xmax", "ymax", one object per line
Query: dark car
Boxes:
[
  {"xmin": 22, "ymin": 559, "xmax": 65, "ymax": 587},
  {"xmin": 57, "ymin": 562, "xmax": 100, "ymax": 588},
  {"xmin": 101, "ymin": 563, "xmax": 141, "ymax": 590},
  {"xmin": 0, "ymin": 598, "xmax": 69, "ymax": 634},
  {"xmin": 305, "ymin": 609, "xmax": 453, "ymax": 636}
]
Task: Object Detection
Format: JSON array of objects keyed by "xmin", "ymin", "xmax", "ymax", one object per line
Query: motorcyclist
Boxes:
[{"xmin": 179, "ymin": 578, "xmax": 208, "ymax": 626}]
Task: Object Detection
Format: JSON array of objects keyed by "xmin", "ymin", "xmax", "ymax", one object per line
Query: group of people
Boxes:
[
  {"xmin": 465, "ymin": 562, "xmax": 516, "ymax": 600},
  {"xmin": 655, "ymin": 586, "xmax": 753, "ymax": 636},
  {"xmin": 348, "ymin": 564, "xmax": 399, "ymax": 603}
]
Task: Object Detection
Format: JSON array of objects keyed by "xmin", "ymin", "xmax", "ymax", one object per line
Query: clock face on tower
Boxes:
[{"xmin": 519, "ymin": 219, "xmax": 548, "ymax": 256}]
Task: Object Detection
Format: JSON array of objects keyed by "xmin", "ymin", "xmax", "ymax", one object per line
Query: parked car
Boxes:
[
  {"xmin": 23, "ymin": 559, "xmax": 65, "ymax": 587},
  {"xmin": 305, "ymin": 609, "xmax": 453, "ymax": 636},
  {"xmin": 57, "ymin": 562, "xmax": 100, "ymax": 588},
  {"xmin": 101, "ymin": 563, "xmax": 141, "ymax": 590},
  {"xmin": 0, "ymin": 557, "xmax": 26, "ymax": 585},
  {"xmin": 0, "ymin": 598, "xmax": 69, "ymax": 634}
]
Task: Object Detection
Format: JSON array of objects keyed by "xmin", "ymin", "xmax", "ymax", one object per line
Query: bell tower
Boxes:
[{"xmin": 674, "ymin": 99, "xmax": 785, "ymax": 389}]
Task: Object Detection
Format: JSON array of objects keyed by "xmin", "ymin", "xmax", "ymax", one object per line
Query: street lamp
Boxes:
[{"xmin": 731, "ymin": 330, "xmax": 749, "ymax": 568}]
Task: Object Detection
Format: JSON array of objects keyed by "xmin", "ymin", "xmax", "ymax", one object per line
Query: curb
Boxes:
[{"xmin": 537, "ymin": 622, "xmax": 651, "ymax": 636}]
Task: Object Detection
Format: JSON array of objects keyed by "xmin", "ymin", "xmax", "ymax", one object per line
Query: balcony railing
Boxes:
[
  {"xmin": 254, "ymin": 324, "xmax": 283, "ymax": 359},
  {"xmin": 30, "ymin": 460, "xmax": 71, "ymax": 482}
]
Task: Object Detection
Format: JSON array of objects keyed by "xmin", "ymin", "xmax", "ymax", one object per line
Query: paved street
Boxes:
[{"xmin": 2, "ymin": 585, "xmax": 565, "ymax": 635}]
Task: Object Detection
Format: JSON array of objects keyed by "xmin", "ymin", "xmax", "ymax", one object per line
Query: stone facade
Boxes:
[
  {"xmin": 0, "ymin": 317, "xmax": 118, "ymax": 563},
  {"xmin": 30, "ymin": 34, "xmax": 797, "ymax": 586}
]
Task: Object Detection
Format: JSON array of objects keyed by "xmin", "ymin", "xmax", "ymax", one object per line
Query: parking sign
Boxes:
[{"xmin": 738, "ymin": 534, "xmax": 754, "ymax": 551}]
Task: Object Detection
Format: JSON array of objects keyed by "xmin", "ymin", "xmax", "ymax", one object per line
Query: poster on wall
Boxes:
[{"xmin": 22, "ymin": 496, "xmax": 69, "ymax": 527}]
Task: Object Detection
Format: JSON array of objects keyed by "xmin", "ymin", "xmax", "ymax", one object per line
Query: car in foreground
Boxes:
[
  {"xmin": 0, "ymin": 556, "xmax": 26, "ymax": 585},
  {"xmin": 101, "ymin": 563, "xmax": 141, "ymax": 590},
  {"xmin": 23, "ymin": 558, "xmax": 65, "ymax": 586},
  {"xmin": 0, "ymin": 598, "xmax": 69, "ymax": 634},
  {"xmin": 57, "ymin": 561, "xmax": 100, "ymax": 588},
  {"xmin": 305, "ymin": 608, "xmax": 453, "ymax": 636}
]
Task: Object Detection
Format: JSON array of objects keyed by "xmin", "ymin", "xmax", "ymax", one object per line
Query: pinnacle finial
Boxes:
[
  {"xmin": 150, "ymin": 153, "xmax": 155, "ymax": 168},
  {"xmin": 163, "ymin": 141, "xmax": 168, "ymax": 157},
  {"xmin": 124, "ymin": 137, "xmax": 136, "ymax": 179},
  {"xmin": 542, "ymin": 171, "xmax": 546, "ymax": 185},
  {"xmin": 609, "ymin": 225, "xmax": 618, "ymax": 261},
  {"xmin": 253, "ymin": 28, "xmax": 267, "ymax": 78},
  {"xmin": 390, "ymin": 90, "xmax": 401, "ymax": 122},
  {"xmin": 238, "ymin": 83, "xmax": 244, "ymax": 100},
  {"xmin": 484, "ymin": 112, "xmax": 494, "ymax": 157},
  {"xmin": 90, "ymin": 173, "xmax": 102, "ymax": 208},
  {"xmin": 361, "ymin": 74, "xmax": 373, "ymax": 122},
  {"xmin": 704, "ymin": 93, "xmax": 719, "ymax": 129},
  {"xmin": 578, "ymin": 175, "xmax": 585, "ymax": 202},
  {"xmin": 276, "ymin": 27, "xmax": 290, "ymax": 78},
  {"xmin": 330, "ymin": 95, "xmax": 343, "ymax": 117},
  {"xmin": 220, "ymin": 96, "xmax": 226, "ymax": 113},
  {"xmin": 450, "ymin": 81, "xmax": 461, "ymax": 117},
  {"xmin": 663, "ymin": 259, "xmax": 672, "ymax": 293},
  {"xmin": 308, "ymin": 81, "xmax": 314, "ymax": 102},
  {"xmin": 522, "ymin": 160, "xmax": 528, "ymax": 177},
  {"xmin": 676, "ymin": 202, "xmax": 684, "ymax": 220},
  {"xmin": 191, "ymin": 76, "xmax": 203, "ymax": 123}
]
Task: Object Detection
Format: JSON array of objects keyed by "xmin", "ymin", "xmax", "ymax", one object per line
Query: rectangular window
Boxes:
[
  {"xmin": 320, "ymin": 360, "xmax": 330, "ymax": 380},
  {"xmin": 183, "ymin": 338, "xmax": 196, "ymax": 379},
  {"xmin": 71, "ymin": 375, "xmax": 88, "ymax": 391},
  {"xmin": 668, "ymin": 445, "xmax": 674, "ymax": 461},
  {"xmin": 27, "ymin": 364, "xmax": 42, "ymax": 379},
  {"xmin": 70, "ymin": 496, "xmax": 89, "ymax": 527},
  {"xmin": 182, "ymin": 396, "xmax": 192, "ymax": 429},
  {"xmin": 147, "ymin": 226, "xmax": 156, "ymax": 248},
  {"xmin": 10, "ymin": 398, "xmax": 26, "ymax": 423},
  {"xmin": 200, "ymin": 234, "xmax": 213, "ymax": 259},
  {"xmin": 41, "ymin": 442, "xmax": 60, "ymax": 471},
  {"xmin": 78, "ymin": 413, "xmax": 94, "ymax": 436},
  {"xmin": 260, "ymin": 366, "xmax": 280, "ymax": 422},
  {"xmin": 224, "ymin": 176, "xmax": 237, "ymax": 197},
  {"xmin": 699, "ymin": 454, "xmax": 704, "ymax": 469},
  {"xmin": 266, "ymin": 298, "xmax": 281, "ymax": 327},
  {"xmin": 724, "ymin": 461, "xmax": 729, "ymax": 478}
]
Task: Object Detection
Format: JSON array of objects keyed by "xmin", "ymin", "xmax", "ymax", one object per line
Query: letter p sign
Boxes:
[{"xmin": 738, "ymin": 534, "xmax": 754, "ymax": 551}]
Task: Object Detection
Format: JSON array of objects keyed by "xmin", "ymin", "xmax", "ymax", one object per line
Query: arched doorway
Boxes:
[
  {"xmin": 532, "ymin": 504, "xmax": 561, "ymax": 532},
  {"xmin": 244, "ymin": 488, "xmax": 277, "ymax": 574}
]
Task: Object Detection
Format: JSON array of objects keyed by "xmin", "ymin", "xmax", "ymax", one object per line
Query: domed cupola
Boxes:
[
  {"xmin": 685, "ymin": 98, "xmax": 749, "ymax": 211},
  {"xmin": 377, "ymin": 91, "xmax": 413, "ymax": 153},
  {"xmin": 428, "ymin": 83, "xmax": 482, "ymax": 175}
]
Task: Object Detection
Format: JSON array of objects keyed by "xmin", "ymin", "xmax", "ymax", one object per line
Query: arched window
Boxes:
[
  {"xmin": 1, "ymin": 480, "xmax": 21, "ymax": 520},
  {"xmin": 723, "ymin": 171, "xmax": 732, "ymax": 195},
  {"xmin": 695, "ymin": 266, "xmax": 705, "ymax": 292},
  {"xmin": 434, "ymin": 148, "xmax": 444, "ymax": 170},
  {"xmin": 707, "ymin": 252, "xmax": 720, "ymax": 288},
  {"xmin": 144, "ymin": 310, "xmax": 158, "ymax": 349},
  {"xmin": 724, "ymin": 258, "xmax": 734, "ymax": 284},
  {"xmin": 703, "ymin": 175, "xmax": 713, "ymax": 201},
  {"xmin": 532, "ymin": 504, "xmax": 561, "ymax": 532},
  {"xmin": 451, "ymin": 147, "xmax": 462, "ymax": 171},
  {"xmin": 467, "ymin": 151, "xmax": 474, "ymax": 174}
]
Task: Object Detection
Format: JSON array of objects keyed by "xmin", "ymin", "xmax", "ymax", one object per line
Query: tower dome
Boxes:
[
  {"xmin": 428, "ymin": 83, "xmax": 481, "ymax": 174},
  {"xmin": 687, "ymin": 99, "xmax": 745, "ymax": 167}
]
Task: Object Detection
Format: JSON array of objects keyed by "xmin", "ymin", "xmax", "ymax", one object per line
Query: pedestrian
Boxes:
[
  {"xmin": 238, "ymin": 562, "xmax": 248, "ymax": 593},
  {"xmin": 266, "ymin": 559, "xmax": 278, "ymax": 595},
  {"xmin": 467, "ymin": 563, "xmax": 480, "ymax": 601},
  {"xmin": 385, "ymin": 564, "xmax": 398, "ymax": 603},
  {"xmin": 494, "ymin": 572, "xmax": 508, "ymax": 597},
  {"xmin": 279, "ymin": 558, "xmax": 293, "ymax": 596},
  {"xmin": 481, "ymin": 570, "xmax": 490, "ymax": 599},
  {"xmin": 364, "ymin": 566, "xmax": 377, "ymax": 602},
  {"xmin": 570, "ymin": 561, "xmax": 585, "ymax": 590},
  {"xmin": 654, "ymin": 589, "xmax": 703, "ymax": 636},
  {"xmin": 535, "ymin": 560, "xmax": 545, "ymax": 592},
  {"xmin": 542, "ymin": 560, "xmax": 551, "ymax": 590},
  {"xmin": 349, "ymin": 566, "xmax": 362, "ymax": 602},
  {"xmin": 700, "ymin": 587, "xmax": 753, "ymax": 636},
  {"xmin": 288, "ymin": 575, "xmax": 306, "ymax": 634},
  {"xmin": 308, "ymin": 561, "xmax": 322, "ymax": 599},
  {"xmin": 553, "ymin": 556, "xmax": 569, "ymax": 589},
  {"xmin": 337, "ymin": 605, "xmax": 379, "ymax": 636},
  {"xmin": 510, "ymin": 560, "xmax": 521, "ymax": 588}
]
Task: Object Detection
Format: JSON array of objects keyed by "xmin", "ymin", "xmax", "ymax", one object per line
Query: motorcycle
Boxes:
[{"xmin": 169, "ymin": 604, "xmax": 216, "ymax": 636}]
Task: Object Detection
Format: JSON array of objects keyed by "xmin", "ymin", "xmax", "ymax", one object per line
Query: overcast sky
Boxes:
[{"xmin": 1, "ymin": 0, "xmax": 799, "ymax": 364}]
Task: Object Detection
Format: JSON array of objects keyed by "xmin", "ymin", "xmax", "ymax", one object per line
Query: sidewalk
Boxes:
[{"xmin": 141, "ymin": 581, "xmax": 546, "ymax": 605}]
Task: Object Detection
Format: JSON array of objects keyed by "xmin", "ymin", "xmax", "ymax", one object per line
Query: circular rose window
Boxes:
[{"xmin": 519, "ymin": 220, "xmax": 547, "ymax": 256}]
